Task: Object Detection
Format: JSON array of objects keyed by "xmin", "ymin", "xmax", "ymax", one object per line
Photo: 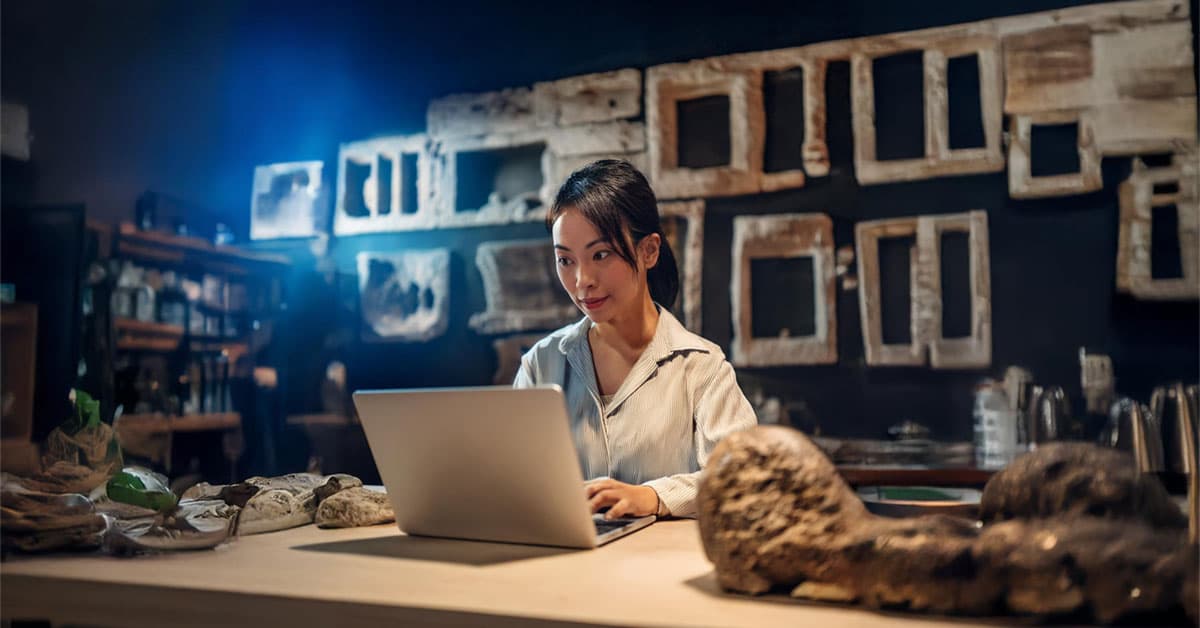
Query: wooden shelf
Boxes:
[
  {"xmin": 114, "ymin": 318, "xmax": 184, "ymax": 337},
  {"xmin": 837, "ymin": 466, "xmax": 995, "ymax": 488},
  {"xmin": 114, "ymin": 317, "xmax": 185, "ymax": 352},
  {"xmin": 114, "ymin": 222, "xmax": 290, "ymax": 275},
  {"xmin": 117, "ymin": 412, "xmax": 240, "ymax": 434}
]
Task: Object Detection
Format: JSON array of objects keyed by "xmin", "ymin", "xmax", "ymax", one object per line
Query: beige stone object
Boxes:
[
  {"xmin": 469, "ymin": 239, "xmax": 578, "ymax": 334},
  {"xmin": 698, "ymin": 426, "xmax": 1196, "ymax": 623},
  {"xmin": 1002, "ymin": 0, "xmax": 1197, "ymax": 197},
  {"xmin": 855, "ymin": 210, "xmax": 991, "ymax": 368},
  {"xmin": 730, "ymin": 214, "xmax": 836, "ymax": 366},
  {"xmin": 316, "ymin": 487, "xmax": 394, "ymax": 529},
  {"xmin": 1116, "ymin": 152, "xmax": 1200, "ymax": 300},
  {"xmin": 533, "ymin": 68, "xmax": 642, "ymax": 127}
]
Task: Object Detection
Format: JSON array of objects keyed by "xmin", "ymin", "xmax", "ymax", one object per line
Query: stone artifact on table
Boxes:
[
  {"xmin": 1, "ymin": 489, "xmax": 107, "ymax": 553},
  {"xmin": 316, "ymin": 486, "xmax": 394, "ymax": 528},
  {"xmin": 698, "ymin": 426, "xmax": 1196, "ymax": 624},
  {"xmin": 183, "ymin": 472, "xmax": 362, "ymax": 535}
]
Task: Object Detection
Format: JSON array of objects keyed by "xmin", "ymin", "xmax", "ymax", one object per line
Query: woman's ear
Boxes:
[{"xmin": 639, "ymin": 233, "xmax": 661, "ymax": 270}]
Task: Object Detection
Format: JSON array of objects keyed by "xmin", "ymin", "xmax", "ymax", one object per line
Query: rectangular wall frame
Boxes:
[
  {"xmin": 730, "ymin": 213, "xmax": 837, "ymax": 366},
  {"xmin": 855, "ymin": 210, "xmax": 991, "ymax": 368}
]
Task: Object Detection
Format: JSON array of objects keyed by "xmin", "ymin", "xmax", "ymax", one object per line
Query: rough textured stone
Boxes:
[
  {"xmin": 979, "ymin": 442, "xmax": 1187, "ymax": 528},
  {"xmin": 698, "ymin": 426, "xmax": 1197, "ymax": 623},
  {"xmin": 316, "ymin": 487, "xmax": 394, "ymax": 528}
]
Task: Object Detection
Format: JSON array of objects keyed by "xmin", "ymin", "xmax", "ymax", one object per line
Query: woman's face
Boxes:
[{"xmin": 552, "ymin": 207, "xmax": 655, "ymax": 324}]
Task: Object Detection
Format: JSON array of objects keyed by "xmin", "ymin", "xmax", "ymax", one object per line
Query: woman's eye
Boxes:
[
  {"xmin": 594, "ymin": 250, "xmax": 610, "ymax": 261},
  {"xmin": 556, "ymin": 257, "xmax": 572, "ymax": 267}
]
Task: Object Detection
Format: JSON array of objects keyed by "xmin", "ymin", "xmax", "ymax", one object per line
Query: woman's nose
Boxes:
[{"xmin": 576, "ymin": 262, "xmax": 595, "ymax": 288}]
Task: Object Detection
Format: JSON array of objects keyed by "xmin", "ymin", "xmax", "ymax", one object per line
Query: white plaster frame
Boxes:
[
  {"xmin": 1116, "ymin": 153, "xmax": 1200, "ymax": 300},
  {"xmin": 856, "ymin": 210, "xmax": 991, "ymax": 368},
  {"xmin": 250, "ymin": 160, "xmax": 325, "ymax": 240},
  {"xmin": 334, "ymin": 135, "xmax": 434, "ymax": 235},
  {"xmin": 850, "ymin": 36, "xmax": 1005, "ymax": 185},
  {"xmin": 1007, "ymin": 110, "xmax": 1103, "ymax": 199},
  {"xmin": 646, "ymin": 63, "xmax": 763, "ymax": 199},
  {"xmin": 731, "ymin": 213, "xmax": 837, "ymax": 366}
]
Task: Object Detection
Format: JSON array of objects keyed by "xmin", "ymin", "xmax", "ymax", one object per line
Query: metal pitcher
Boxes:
[
  {"xmin": 1101, "ymin": 398, "xmax": 1165, "ymax": 473},
  {"xmin": 1150, "ymin": 382, "xmax": 1198, "ymax": 475},
  {"xmin": 1027, "ymin": 386, "xmax": 1069, "ymax": 449},
  {"xmin": 1149, "ymin": 382, "xmax": 1198, "ymax": 543}
]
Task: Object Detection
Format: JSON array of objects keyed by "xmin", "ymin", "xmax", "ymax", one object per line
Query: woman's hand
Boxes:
[{"xmin": 584, "ymin": 478, "xmax": 659, "ymax": 519}]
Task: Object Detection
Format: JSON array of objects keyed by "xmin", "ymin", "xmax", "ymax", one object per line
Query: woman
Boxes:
[{"xmin": 514, "ymin": 159, "xmax": 757, "ymax": 520}]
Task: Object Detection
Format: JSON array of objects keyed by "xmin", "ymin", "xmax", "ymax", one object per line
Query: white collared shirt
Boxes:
[{"xmin": 513, "ymin": 308, "xmax": 758, "ymax": 518}]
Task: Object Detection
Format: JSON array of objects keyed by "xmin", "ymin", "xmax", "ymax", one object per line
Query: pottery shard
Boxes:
[
  {"xmin": 698, "ymin": 426, "xmax": 1197, "ymax": 622},
  {"xmin": 316, "ymin": 487, "xmax": 394, "ymax": 529}
]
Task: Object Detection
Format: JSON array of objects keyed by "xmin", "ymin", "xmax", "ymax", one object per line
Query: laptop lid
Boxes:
[{"xmin": 354, "ymin": 385, "xmax": 603, "ymax": 549}]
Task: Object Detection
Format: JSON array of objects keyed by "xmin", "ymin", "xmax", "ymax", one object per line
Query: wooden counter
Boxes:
[{"xmin": 0, "ymin": 520, "xmax": 1017, "ymax": 627}]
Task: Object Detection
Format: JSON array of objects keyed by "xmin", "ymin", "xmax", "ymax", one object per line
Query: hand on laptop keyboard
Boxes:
[{"xmin": 584, "ymin": 477, "xmax": 659, "ymax": 520}]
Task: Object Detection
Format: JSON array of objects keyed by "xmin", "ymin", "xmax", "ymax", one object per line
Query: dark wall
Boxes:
[{"xmin": 4, "ymin": 0, "xmax": 1198, "ymax": 444}]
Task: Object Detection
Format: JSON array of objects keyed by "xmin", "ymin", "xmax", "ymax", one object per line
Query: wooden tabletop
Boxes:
[{"xmin": 0, "ymin": 520, "xmax": 1013, "ymax": 627}]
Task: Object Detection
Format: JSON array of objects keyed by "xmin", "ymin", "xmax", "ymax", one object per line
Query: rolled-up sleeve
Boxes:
[{"xmin": 642, "ymin": 358, "xmax": 757, "ymax": 518}]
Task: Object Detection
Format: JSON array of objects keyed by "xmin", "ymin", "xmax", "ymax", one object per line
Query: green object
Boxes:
[
  {"xmin": 107, "ymin": 469, "xmax": 178, "ymax": 513},
  {"xmin": 878, "ymin": 487, "xmax": 959, "ymax": 501},
  {"xmin": 63, "ymin": 389, "xmax": 102, "ymax": 435}
]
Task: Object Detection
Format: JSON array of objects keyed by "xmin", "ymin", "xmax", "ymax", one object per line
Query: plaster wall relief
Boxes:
[
  {"xmin": 855, "ymin": 210, "xmax": 991, "ymax": 369},
  {"xmin": 846, "ymin": 35, "xmax": 1004, "ymax": 185},
  {"xmin": 356, "ymin": 249, "xmax": 450, "ymax": 342},
  {"xmin": 469, "ymin": 239, "xmax": 578, "ymax": 335},
  {"xmin": 1116, "ymin": 152, "xmax": 1200, "ymax": 300},
  {"xmin": 427, "ymin": 69, "xmax": 648, "ymax": 230},
  {"xmin": 1001, "ymin": 0, "xmax": 1197, "ymax": 198},
  {"xmin": 658, "ymin": 200, "xmax": 705, "ymax": 333},
  {"xmin": 730, "ymin": 214, "xmax": 837, "ymax": 367},
  {"xmin": 333, "ymin": 135, "xmax": 434, "ymax": 235},
  {"xmin": 251, "ymin": 161, "xmax": 327, "ymax": 240},
  {"xmin": 646, "ymin": 61, "xmax": 766, "ymax": 199}
]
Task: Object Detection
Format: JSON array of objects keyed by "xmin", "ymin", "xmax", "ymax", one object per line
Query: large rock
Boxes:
[{"xmin": 698, "ymin": 426, "xmax": 1197, "ymax": 623}]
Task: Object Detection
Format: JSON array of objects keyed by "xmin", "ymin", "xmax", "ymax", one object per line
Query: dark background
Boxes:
[{"xmin": 3, "ymin": 0, "xmax": 1198, "ymax": 457}]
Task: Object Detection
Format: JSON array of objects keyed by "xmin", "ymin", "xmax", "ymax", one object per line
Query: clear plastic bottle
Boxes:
[{"xmin": 974, "ymin": 379, "xmax": 1017, "ymax": 469}]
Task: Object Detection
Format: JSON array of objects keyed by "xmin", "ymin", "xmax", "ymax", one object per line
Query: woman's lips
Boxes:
[{"xmin": 580, "ymin": 296, "xmax": 608, "ymax": 310}]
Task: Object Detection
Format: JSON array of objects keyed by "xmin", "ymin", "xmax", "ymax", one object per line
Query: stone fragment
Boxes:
[
  {"xmin": 979, "ymin": 442, "xmax": 1186, "ymax": 528},
  {"xmin": 698, "ymin": 426, "xmax": 1197, "ymax": 622},
  {"xmin": 316, "ymin": 487, "xmax": 395, "ymax": 528}
]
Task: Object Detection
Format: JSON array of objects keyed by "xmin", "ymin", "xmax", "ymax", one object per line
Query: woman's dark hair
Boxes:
[{"xmin": 547, "ymin": 159, "xmax": 680, "ymax": 309}]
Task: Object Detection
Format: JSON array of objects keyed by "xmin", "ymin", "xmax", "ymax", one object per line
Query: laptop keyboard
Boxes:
[{"xmin": 594, "ymin": 515, "xmax": 639, "ymax": 535}]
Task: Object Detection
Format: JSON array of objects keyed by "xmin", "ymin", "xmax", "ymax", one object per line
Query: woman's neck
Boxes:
[{"xmin": 591, "ymin": 295, "xmax": 659, "ymax": 356}]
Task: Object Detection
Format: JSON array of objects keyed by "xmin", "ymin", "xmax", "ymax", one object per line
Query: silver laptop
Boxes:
[{"xmin": 354, "ymin": 385, "xmax": 655, "ymax": 549}]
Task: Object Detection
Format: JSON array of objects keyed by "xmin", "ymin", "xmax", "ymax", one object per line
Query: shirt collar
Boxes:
[{"xmin": 557, "ymin": 305, "xmax": 709, "ymax": 363}]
